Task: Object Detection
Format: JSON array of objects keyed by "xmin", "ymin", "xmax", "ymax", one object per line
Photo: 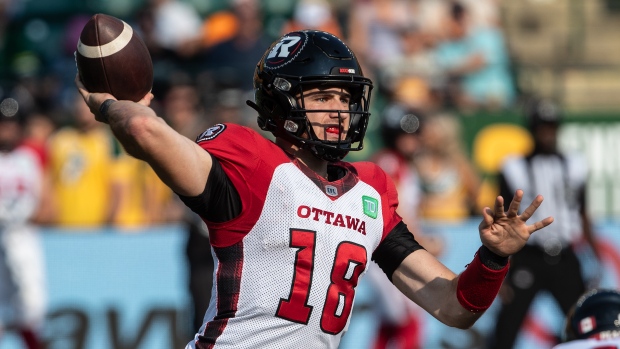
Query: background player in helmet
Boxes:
[
  {"xmin": 75, "ymin": 30, "xmax": 553, "ymax": 349},
  {"xmin": 367, "ymin": 103, "xmax": 443, "ymax": 349},
  {"xmin": 553, "ymin": 288, "xmax": 620, "ymax": 349}
]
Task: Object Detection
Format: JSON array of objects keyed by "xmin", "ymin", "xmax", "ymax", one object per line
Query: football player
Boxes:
[
  {"xmin": 75, "ymin": 30, "xmax": 553, "ymax": 349},
  {"xmin": 554, "ymin": 289, "xmax": 620, "ymax": 348},
  {"xmin": 0, "ymin": 110, "xmax": 49, "ymax": 349}
]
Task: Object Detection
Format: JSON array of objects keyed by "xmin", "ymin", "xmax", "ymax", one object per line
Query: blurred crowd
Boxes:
[
  {"xmin": 0, "ymin": 0, "xmax": 519, "ymax": 229},
  {"xmin": 4, "ymin": 0, "xmax": 611, "ymax": 348}
]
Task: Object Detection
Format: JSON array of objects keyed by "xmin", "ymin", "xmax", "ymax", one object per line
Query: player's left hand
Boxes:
[{"xmin": 478, "ymin": 189, "xmax": 554, "ymax": 257}]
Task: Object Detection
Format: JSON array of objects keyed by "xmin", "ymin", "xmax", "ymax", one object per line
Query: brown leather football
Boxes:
[{"xmin": 76, "ymin": 14, "xmax": 153, "ymax": 102}]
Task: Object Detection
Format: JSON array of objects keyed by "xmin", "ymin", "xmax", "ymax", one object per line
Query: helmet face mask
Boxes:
[{"xmin": 248, "ymin": 30, "xmax": 373, "ymax": 162}]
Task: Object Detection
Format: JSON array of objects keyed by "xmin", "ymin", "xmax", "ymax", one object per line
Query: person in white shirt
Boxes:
[{"xmin": 0, "ymin": 111, "xmax": 50, "ymax": 349}]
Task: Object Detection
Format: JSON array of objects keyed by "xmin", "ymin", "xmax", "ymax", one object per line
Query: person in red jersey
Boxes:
[
  {"xmin": 0, "ymin": 112, "xmax": 51, "ymax": 349},
  {"xmin": 75, "ymin": 30, "xmax": 553, "ymax": 349}
]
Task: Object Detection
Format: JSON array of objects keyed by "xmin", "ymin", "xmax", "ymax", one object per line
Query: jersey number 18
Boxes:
[{"xmin": 275, "ymin": 229, "xmax": 367, "ymax": 334}]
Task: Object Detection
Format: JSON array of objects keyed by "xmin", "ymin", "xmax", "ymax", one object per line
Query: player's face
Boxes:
[
  {"xmin": 534, "ymin": 123, "xmax": 558, "ymax": 154},
  {"xmin": 299, "ymin": 86, "xmax": 351, "ymax": 142}
]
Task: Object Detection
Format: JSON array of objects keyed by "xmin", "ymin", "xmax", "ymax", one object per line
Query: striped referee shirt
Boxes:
[{"xmin": 498, "ymin": 152, "xmax": 588, "ymax": 249}]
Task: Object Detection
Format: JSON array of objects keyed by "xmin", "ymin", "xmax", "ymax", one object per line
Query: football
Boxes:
[{"xmin": 75, "ymin": 13, "xmax": 153, "ymax": 102}]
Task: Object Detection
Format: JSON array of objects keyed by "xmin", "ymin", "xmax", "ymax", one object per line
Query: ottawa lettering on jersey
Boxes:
[{"xmin": 297, "ymin": 205, "xmax": 367, "ymax": 235}]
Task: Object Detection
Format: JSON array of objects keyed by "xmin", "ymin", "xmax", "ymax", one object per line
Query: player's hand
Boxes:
[
  {"xmin": 75, "ymin": 73, "xmax": 153, "ymax": 119},
  {"xmin": 137, "ymin": 91, "xmax": 154, "ymax": 107},
  {"xmin": 75, "ymin": 73, "xmax": 116, "ymax": 122},
  {"xmin": 478, "ymin": 189, "xmax": 554, "ymax": 257}
]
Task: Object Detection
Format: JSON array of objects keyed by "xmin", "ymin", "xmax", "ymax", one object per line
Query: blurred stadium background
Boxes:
[{"xmin": 1, "ymin": 0, "xmax": 620, "ymax": 348}]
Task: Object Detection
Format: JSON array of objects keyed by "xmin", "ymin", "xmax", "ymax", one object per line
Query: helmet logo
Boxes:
[
  {"xmin": 339, "ymin": 68, "xmax": 356, "ymax": 74},
  {"xmin": 267, "ymin": 36, "xmax": 300, "ymax": 59},
  {"xmin": 579, "ymin": 316, "xmax": 596, "ymax": 334},
  {"xmin": 265, "ymin": 32, "xmax": 307, "ymax": 69}
]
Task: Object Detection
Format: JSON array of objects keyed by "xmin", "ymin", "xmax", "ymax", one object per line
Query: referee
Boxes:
[{"xmin": 488, "ymin": 99, "xmax": 601, "ymax": 349}]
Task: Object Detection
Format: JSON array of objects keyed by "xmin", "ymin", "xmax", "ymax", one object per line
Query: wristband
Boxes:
[
  {"xmin": 98, "ymin": 99, "xmax": 116, "ymax": 123},
  {"xmin": 479, "ymin": 245, "xmax": 509, "ymax": 270},
  {"xmin": 456, "ymin": 246, "xmax": 510, "ymax": 313}
]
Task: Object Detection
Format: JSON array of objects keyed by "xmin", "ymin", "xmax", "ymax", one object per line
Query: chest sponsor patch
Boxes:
[
  {"xmin": 362, "ymin": 196, "xmax": 378, "ymax": 219},
  {"xmin": 196, "ymin": 124, "xmax": 226, "ymax": 142}
]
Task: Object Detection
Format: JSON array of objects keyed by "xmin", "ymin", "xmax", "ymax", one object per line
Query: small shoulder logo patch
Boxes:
[
  {"xmin": 362, "ymin": 196, "xmax": 378, "ymax": 219},
  {"xmin": 196, "ymin": 124, "xmax": 226, "ymax": 143}
]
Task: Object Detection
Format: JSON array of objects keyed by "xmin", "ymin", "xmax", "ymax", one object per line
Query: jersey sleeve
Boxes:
[
  {"xmin": 196, "ymin": 123, "xmax": 261, "ymax": 201},
  {"xmin": 194, "ymin": 123, "xmax": 285, "ymax": 247},
  {"xmin": 350, "ymin": 161, "xmax": 402, "ymax": 242}
]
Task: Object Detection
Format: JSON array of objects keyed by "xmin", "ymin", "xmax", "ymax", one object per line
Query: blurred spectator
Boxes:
[
  {"xmin": 281, "ymin": 0, "xmax": 343, "ymax": 37},
  {"xmin": 0, "ymin": 111, "xmax": 50, "ymax": 349},
  {"xmin": 58, "ymin": 15, "xmax": 91, "ymax": 89},
  {"xmin": 109, "ymin": 150, "xmax": 171, "ymax": 229},
  {"xmin": 414, "ymin": 113, "xmax": 481, "ymax": 221},
  {"xmin": 348, "ymin": 0, "xmax": 419, "ymax": 78},
  {"xmin": 489, "ymin": 99, "xmax": 601, "ymax": 349},
  {"xmin": 202, "ymin": 0, "xmax": 272, "ymax": 92},
  {"xmin": 163, "ymin": 80, "xmax": 210, "ymax": 138},
  {"xmin": 367, "ymin": 103, "xmax": 444, "ymax": 349},
  {"xmin": 135, "ymin": 0, "xmax": 204, "ymax": 91},
  {"xmin": 198, "ymin": 10, "xmax": 238, "ymax": 51},
  {"xmin": 210, "ymin": 87, "xmax": 257, "ymax": 129},
  {"xmin": 20, "ymin": 111, "xmax": 55, "ymax": 169},
  {"xmin": 379, "ymin": 25, "xmax": 444, "ymax": 111},
  {"xmin": 149, "ymin": 0, "xmax": 203, "ymax": 57},
  {"xmin": 160, "ymin": 80, "xmax": 214, "ymax": 335},
  {"xmin": 434, "ymin": 1, "xmax": 515, "ymax": 110},
  {"xmin": 47, "ymin": 94, "xmax": 120, "ymax": 228},
  {"xmin": 186, "ymin": 0, "xmax": 267, "ymax": 56},
  {"xmin": 372, "ymin": 103, "xmax": 425, "ymax": 231},
  {"xmin": 460, "ymin": 0, "xmax": 501, "ymax": 29}
]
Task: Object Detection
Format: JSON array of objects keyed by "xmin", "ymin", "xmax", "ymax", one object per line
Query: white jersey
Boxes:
[
  {"xmin": 0, "ymin": 146, "xmax": 42, "ymax": 225},
  {"xmin": 0, "ymin": 146, "xmax": 46, "ymax": 327},
  {"xmin": 553, "ymin": 338, "xmax": 620, "ymax": 349},
  {"xmin": 186, "ymin": 124, "xmax": 402, "ymax": 349}
]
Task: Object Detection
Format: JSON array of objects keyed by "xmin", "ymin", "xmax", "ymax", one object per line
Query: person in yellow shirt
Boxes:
[
  {"xmin": 48, "ymin": 94, "xmax": 120, "ymax": 228},
  {"xmin": 414, "ymin": 113, "xmax": 481, "ymax": 221},
  {"xmin": 110, "ymin": 150, "xmax": 175, "ymax": 229}
]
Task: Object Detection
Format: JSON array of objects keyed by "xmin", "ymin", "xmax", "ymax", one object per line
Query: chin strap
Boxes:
[{"xmin": 246, "ymin": 100, "xmax": 273, "ymax": 132}]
